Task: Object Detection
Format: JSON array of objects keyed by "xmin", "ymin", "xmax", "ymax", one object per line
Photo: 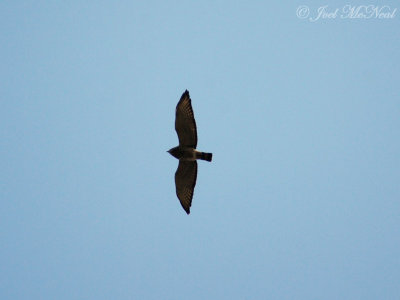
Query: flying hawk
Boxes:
[{"xmin": 168, "ymin": 90, "xmax": 212, "ymax": 214}]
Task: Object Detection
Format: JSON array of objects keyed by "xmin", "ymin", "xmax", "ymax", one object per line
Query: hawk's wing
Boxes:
[
  {"xmin": 175, "ymin": 160, "xmax": 197, "ymax": 214},
  {"xmin": 175, "ymin": 90, "xmax": 198, "ymax": 148}
]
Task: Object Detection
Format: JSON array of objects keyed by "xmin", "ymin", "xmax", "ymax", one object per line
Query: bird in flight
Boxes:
[{"xmin": 168, "ymin": 90, "xmax": 212, "ymax": 214}]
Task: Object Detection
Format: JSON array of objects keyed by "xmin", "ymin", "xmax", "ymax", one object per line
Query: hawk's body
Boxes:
[
  {"xmin": 168, "ymin": 90, "xmax": 212, "ymax": 214},
  {"xmin": 168, "ymin": 146, "xmax": 212, "ymax": 161}
]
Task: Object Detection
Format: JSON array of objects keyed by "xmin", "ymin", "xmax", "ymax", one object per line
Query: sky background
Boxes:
[{"xmin": 1, "ymin": 1, "xmax": 399, "ymax": 299}]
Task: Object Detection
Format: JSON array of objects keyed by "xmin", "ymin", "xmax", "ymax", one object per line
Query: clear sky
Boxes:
[{"xmin": 1, "ymin": 2, "xmax": 399, "ymax": 299}]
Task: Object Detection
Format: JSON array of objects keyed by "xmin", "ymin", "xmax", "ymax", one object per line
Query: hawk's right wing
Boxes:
[
  {"xmin": 175, "ymin": 90, "xmax": 198, "ymax": 148},
  {"xmin": 175, "ymin": 160, "xmax": 198, "ymax": 214}
]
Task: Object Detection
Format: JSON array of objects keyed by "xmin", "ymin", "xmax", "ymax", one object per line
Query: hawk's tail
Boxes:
[{"xmin": 198, "ymin": 152, "xmax": 212, "ymax": 162}]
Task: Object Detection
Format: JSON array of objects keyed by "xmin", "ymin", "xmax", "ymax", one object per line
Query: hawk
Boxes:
[{"xmin": 168, "ymin": 90, "xmax": 212, "ymax": 214}]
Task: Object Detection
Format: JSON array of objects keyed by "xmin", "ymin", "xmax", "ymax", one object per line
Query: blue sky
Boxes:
[{"xmin": 1, "ymin": 2, "xmax": 399, "ymax": 299}]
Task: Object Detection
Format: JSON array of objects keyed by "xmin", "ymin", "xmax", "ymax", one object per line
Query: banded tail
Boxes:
[{"xmin": 197, "ymin": 151, "xmax": 212, "ymax": 162}]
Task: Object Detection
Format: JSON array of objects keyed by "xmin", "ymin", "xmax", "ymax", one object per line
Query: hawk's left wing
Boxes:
[
  {"xmin": 175, "ymin": 90, "xmax": 198, "ymax": 148},
  {"xmin": 175, "ymin": 160, "xmax": 198, "ymax": 214}
]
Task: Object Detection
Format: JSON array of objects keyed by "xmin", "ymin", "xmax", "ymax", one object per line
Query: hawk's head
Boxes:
[{"xmin": 167, "ymin": 146, "xmax": 181, "ymax": 160}]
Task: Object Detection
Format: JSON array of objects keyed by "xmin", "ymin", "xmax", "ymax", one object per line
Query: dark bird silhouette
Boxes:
[{"xmin": 168, "ymin": 90, "xmax": 212, "ymax": 214}]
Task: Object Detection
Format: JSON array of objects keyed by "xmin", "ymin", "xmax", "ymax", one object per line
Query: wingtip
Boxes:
[{"xmin": 178, "ymin": 90, "xmax": 191, "ymax": 104}]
